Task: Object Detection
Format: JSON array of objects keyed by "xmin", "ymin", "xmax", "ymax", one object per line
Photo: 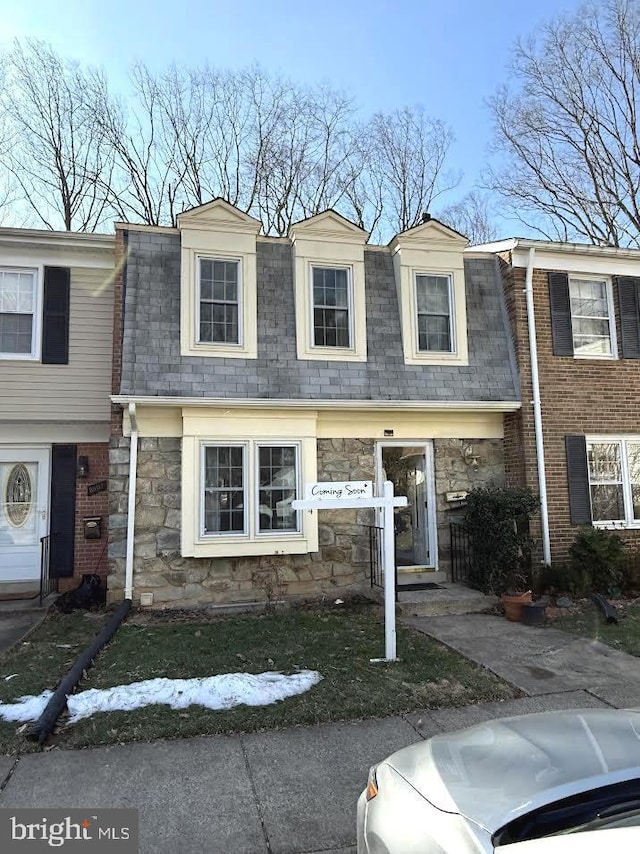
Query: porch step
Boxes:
[{"xmin": 397, "ymin": 584, "xmax": 497, "ymax": 617}]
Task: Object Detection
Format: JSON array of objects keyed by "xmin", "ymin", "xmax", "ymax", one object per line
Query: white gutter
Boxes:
[
  {"xmin": 524, "ymin": 248, "xmax": 551, "ymax": 565},
  {"xmin": 124, "ymin": 402, "xmax": 138, "ymax": 601},
  {"xmin": 112, "ymin": 395, "xmax": 521, "ymax": 413}
]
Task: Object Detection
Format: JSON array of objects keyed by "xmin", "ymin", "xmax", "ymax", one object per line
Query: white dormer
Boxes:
[
  {"xmin": 178, "ymin": 199, "xmax": 261, "ymax": 359},
  {"xmin": 289, "ymin": 211, "xmax": 369, "ymax": 362},
  {"xmin": 389, "ymin": 218, "xmax": 469, "ymax": 366}
]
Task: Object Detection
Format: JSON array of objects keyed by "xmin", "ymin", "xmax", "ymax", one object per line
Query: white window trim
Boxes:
[
  {"xmin": 0, "ymin": 265, "xmax": 43, "ymax": 361},
  {"xmin": 200, "ymin": 441, "xmax": 248, "ymax": 538},
  {"xmin": 309, "ymin": 263, "xmax": 354, "ymax": 353},
  {"xmin": 413, "ymin": 271, "xmax": 456, "ymax": 356},
  {"xmin": 569, "ymin": 276, "xmax": 618, "ymax": 361},
  {"xmin": 199, "ymin": 439, "xmax": 303, "ymax": 542},
  {"xmin": 587, "ymin": 435, "xmax": 640, "ymax": 529},
  {"xmin": 195, "ymin": 255, "xmax": 244, "ymax": 349},
  {"xmin": 254, "ymin": 442, "xmax": 301, "ymax": 537}
]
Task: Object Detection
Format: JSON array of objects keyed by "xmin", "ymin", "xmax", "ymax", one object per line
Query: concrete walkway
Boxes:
[
  {"xmin": 1, "ymin": 613, "xmax": 640, "ymax": 853},
  {"xmin": 404, "ymin": 612, "xmax": 640, "ymax": 708}
]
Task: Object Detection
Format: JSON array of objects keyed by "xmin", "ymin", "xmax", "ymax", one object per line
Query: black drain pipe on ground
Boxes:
[{"xmin": 28, "ymin": 599, "xmax": 132, "ymax": 744}]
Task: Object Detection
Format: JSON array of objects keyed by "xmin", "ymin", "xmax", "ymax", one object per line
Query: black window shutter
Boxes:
[
  {"xmin": 616, "ymin": 276, "xmax": 640, "ymax": 359},
  {"xmin": 42, "ymin": 266, "xmax": 71, "ymax": 364},
  {"xmin": 565, "ymin": 435, "xmax": 591, "ymax": 525},
  {"xmin": 548, "ymin": 271, "xmax": 573, "ymax": 356},
  {"xmin": 50, "ymin": 444, "xmax": 77, "ymax": 578}
]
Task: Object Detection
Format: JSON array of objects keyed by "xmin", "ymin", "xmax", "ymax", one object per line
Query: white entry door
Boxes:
[{"xmin": 0, "ymin": 448, "xmax": 50, "ymax": 582}]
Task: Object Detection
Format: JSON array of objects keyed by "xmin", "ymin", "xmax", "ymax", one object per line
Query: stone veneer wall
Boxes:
[
  {"xmin": 107, "ymin": 435, "xmax": 506, "ymax": 606},
  {"xmin": 107, "ymin": 437, "xmax": 375, "ymax": 607},
  {"xmin": 433, "ymin": 438, "xmax": 505, "ymax": 577}
]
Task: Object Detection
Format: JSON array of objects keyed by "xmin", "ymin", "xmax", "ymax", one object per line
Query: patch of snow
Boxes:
[
  {"xmin": 0, "ymin": 690, "xmax": 53, "ymax": 722},
  {"xmin": 0, "ymin": 670, "xmax": 322, "ymax": 725}
]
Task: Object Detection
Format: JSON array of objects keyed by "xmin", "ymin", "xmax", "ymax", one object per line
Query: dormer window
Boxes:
[
  {"xmin": 390, "ymin": 218, "xmax": 469, "ymax": 366},
  {"xmin": 415, "ymin": 273, "xmax": 454, "ymax": 353},
  {"xmin": 178, "ymin": 199, "xmax": 260, "ymax": 359},
  {"xmin": 312, "ymin": 266, "xmax": 352, "ymax": 348},
  {"xmin": 290, "ymin": 211, "xmax": 369, "ymax": 363},
  {"xmin": 198, "ymin": 258, "xmax": 241, "ymax": 345}
]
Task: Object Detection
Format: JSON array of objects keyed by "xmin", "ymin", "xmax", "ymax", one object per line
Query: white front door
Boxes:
[
  {"xmin": 376, "ymin": 442, "xmax": 438, "ymax": 569},
  {"xmin": 0, "ymin": 448, "xmax": 50, "ymax": 582}
]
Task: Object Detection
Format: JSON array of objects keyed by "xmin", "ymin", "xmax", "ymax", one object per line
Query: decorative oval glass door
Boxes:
[{"xmin": 0, "ymin": 449, "xmax": 50, "ymax": 583}]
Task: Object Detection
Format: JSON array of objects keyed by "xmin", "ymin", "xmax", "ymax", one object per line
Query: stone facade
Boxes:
[
  {"xmin": 107, "ymin": 437, "xmax": 375, "ymax": 607},
  {"xmin": 433, "ymin": 438, "xmax": 505, "ymax": 577},
  {"xmin": 108, "ymin": 433, "xmax": 506, "ymax": 607}
]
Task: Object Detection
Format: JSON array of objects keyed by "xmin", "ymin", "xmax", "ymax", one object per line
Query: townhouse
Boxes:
[
  {"xmin": 0, "ymin": 228, "xmax": 114, "ymax": 598},
  {"xmin": 107, "ymin": 199, "xmax": 520, "ymax": 607},
  {"xmin": 479, "ymin": 238, "xmax": 640, "ymax": 563}
]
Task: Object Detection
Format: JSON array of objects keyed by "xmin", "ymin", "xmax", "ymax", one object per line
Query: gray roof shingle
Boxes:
[{"xmin": 119, "ymin": 231, "xmax": 519, "ymax": 402}]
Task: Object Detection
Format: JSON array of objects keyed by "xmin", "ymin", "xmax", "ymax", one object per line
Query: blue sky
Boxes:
[{"xmin": 2, "ymin": 0, "xmax": 585, "ymax": 227}]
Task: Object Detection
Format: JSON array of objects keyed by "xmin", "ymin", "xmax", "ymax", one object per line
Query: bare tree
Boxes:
[
  {"xmin": 89, "ymin": 63, "xmax": 187, "ymax": 226},
  {"xmin": 363, "ymin": 107, "xmax": 459, "ymax": 239},
  {"xmin": 0, "ymin": 39, "xmax": 113, "ymax": 231},
  {"xmin": 488, "ymin": 0, "xmax": 640, "ymax": 247},
  {"xmin": 438, "ymin": 190, "xmax": 498, "ymax": 244}
]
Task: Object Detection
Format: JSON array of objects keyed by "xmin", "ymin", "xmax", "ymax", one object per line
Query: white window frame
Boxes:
[
  {"xmin": 254, "ymin": 442, "xmax": 301, "ymax": 537},
  {"xmin": 201, "ymin": 442, "xmax": 248, "ymax": 537},
  {"xmin": 413, "ymin": 271, "xmax": 455, "ymax": 355},
  {"xmin": 309, "ymin": 263, "xmax": 354, "ymax": 352},
  {"xmin": 569, "ymin": 276, "xmax": 617, "ymax": 360},
  {"xmin": 0, "ymin": 266, "xmax": 42, "ymax": 361},
  {"xmin": 195, "ymin": 255, "xmax": 243, "ymax": 349},
  {"xmin": 587, "ymin": 436, "xmax": 640, "ymax": 528},
  {"xmin": 200, "ymin": 439, "xmax": 301, "ymax": 541}
]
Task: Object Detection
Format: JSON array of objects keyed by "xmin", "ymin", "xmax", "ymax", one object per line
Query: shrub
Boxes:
[
  {"xmin": 569, "ymin": 527, "xmax": 626, "ymax": 596},
  {"xmin": 534, "ymin": 561, "xmax": 588, "ymax": 598},
  {"xmin": 463, "ymin": 487, "xmax": 539, "ymax": 596}
]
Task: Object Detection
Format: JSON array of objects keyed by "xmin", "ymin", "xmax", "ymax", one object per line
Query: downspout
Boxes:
[
  {"xmin": 125, "ymin": 401, "xmax": 138, "ymax": 600},
  {"xmin": 524, "ymin": 248, "xmax": 551, "ymax": 565}
]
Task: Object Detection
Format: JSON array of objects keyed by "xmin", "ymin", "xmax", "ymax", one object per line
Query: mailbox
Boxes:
[{"xmin": 83, "ymin": 516, "xmax": 102, "ymax": 540}]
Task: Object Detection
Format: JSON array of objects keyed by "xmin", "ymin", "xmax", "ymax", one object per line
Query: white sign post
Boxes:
[{"xmin": 292, "ymin": 480, "xmax": 407, "ymax": 661}]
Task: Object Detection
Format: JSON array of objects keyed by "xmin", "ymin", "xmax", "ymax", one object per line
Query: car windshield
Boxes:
[{"xmin": 492, "ymin": 780, "xmax": 640, "ymax": 845}]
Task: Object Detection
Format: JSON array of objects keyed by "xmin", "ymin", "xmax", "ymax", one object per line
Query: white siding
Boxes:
[{"xmin": 0, "ymin": 266, "xmax": 114, "ymax": 421}]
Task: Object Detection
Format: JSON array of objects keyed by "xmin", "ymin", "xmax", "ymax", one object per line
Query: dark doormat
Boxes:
[{"xmin": 397, "ymin": 582, "xmax": 444, "ymax": 591}]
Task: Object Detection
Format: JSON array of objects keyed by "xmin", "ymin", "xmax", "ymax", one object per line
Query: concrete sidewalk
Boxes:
[{"xmin": 2, "ymin": 613, "xmax": 640, "ymax": 853}]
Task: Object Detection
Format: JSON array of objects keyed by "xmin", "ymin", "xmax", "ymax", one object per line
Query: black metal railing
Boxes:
[
  {"xmin": 40, "ymin": 535, "xmax": 58, "ymax": 604},
  {"xmin": 450, "ymin": 522, "xmax": 472, "ymax": 585},
  {"xmin": 365, "ymin": 524, "xmax": 397, "ymax": 601}
]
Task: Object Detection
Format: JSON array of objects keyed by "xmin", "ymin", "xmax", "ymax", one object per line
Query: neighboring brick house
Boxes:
[
  {"xmin": 107, "ymin": 200, "xmax": 520, "ymax": 607},
  {"xmin": 479, "ymin": 237, "xmax": 640, "ymax": 563},
  {"xmin": 0, "ymin": 227, "xmax": 114, "ymax": 598}
]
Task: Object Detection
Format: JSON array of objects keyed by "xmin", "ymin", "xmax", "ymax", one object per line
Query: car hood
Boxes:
[{"xmin": 387, "ymin": 709, "xmax": 640, "ymax": 832}]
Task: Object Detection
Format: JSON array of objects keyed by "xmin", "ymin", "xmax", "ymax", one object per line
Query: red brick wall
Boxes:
[
  {"xmin": 57, "ymin": 442, "xmax": 110, "ymax": 593},
  {"xmin": 502, "ymin": 259, "xmax": 640, "ymax": 561}
]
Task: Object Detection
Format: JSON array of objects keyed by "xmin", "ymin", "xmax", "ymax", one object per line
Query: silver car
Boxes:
[{"xmin": 357, "ymin": 708, "xmax": 640, "ymax": 852}]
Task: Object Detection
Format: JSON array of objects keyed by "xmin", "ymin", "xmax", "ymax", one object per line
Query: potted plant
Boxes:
[{"xmin": 500, "ymin": 570, "xmax": 533, "ymax": 622}]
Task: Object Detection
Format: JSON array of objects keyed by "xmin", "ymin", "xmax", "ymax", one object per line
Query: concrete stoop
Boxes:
[{"xmin": 397, "ymin": 583, "xmax": 497, "ymax": 617}]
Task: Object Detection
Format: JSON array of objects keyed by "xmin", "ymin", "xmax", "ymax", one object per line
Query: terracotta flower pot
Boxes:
[{"xmin": 501, "ymin": 591, "xmax": 533, "ymax": 622}]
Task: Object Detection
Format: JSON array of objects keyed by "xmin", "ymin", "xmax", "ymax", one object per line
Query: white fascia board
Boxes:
[{"xmin": 112, "ymin": 395, "xmax": 521, "ymax": 412}]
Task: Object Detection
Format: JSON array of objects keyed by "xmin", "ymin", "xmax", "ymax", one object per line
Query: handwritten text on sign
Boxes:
[{"xmin": 304, "ymin": 481, "xmax": 373, "ymax": 501}]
